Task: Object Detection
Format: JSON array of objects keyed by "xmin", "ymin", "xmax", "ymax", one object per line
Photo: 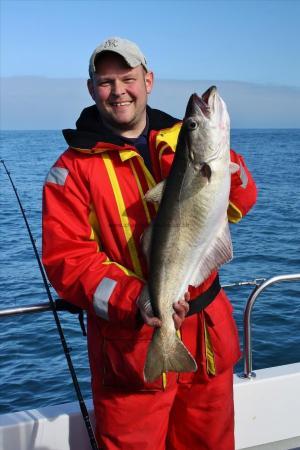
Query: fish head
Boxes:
[{"xmin": 181, "ymin": 86, "xmax": 230, "ymax": 169}]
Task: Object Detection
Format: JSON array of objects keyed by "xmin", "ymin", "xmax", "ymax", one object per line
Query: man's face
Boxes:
[{"xmin": 88, "ymin": 53, "xmax": 153, "ymax": 136}]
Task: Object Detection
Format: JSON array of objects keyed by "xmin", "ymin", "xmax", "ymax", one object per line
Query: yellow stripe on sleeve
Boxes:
[
  {"xmin": 103, "ymin": 260, "xmax": 144, "ymax": 280},
  {"xmin": 89, "ymin": 205, "xmax": 101, "ymax": 249}
]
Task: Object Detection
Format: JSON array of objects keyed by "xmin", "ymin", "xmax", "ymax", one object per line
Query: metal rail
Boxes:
[
  {"xmin": 0, "ymin": 303, "xmax": 51, "ymax": 317},
  {"xmin": 222, "ymin": 278, "xmax": 266, "ymax": 288},
  {"xmin": 0, "ymin": 299, "xmax": 82, "ymax": 318},
  {"xmin": 240, "ymin": 273, "xmax": 300, "ymax": 379}
]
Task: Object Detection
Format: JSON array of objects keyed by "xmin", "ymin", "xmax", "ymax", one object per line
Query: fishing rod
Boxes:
[{"xmin": 1, "ymin": 160, "xmax": 99, "ymax": 450}]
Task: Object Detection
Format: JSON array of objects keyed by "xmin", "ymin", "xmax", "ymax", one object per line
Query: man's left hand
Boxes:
[{"xmin": 172, "ymin": 292, "xmax": 190, "ymax": 330}]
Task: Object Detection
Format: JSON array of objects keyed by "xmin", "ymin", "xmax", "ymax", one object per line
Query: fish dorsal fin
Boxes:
[
  {"xmin": 189, "ymin": 220, "xmax": 233, "ymax": 287},
  {"xmin": 145, "ymin": 180, "xmax": 166, "ymax": 203}
]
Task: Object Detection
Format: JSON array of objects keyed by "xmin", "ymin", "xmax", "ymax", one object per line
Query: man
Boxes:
[{"xmin": 42, "ymin": 37, "xmax": 257, "ymax": 450}]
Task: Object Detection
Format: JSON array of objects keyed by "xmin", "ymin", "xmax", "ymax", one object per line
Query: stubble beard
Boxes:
[{"xmin": 102, "ymin": 104, "xmax": 147, "ymax": 136}]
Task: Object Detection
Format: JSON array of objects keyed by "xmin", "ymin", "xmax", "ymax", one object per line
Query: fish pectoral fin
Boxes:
[
  {"xmin": 230, "ymin": 162, "xmax": 240, "ymax": 174},
  {"xmin": 189, "ymin": 221, "xmax": 233, "ymax": 287},
  {"xmin": 145, "ymin": 180, "xmax": 166, "ymax": 203},
  {"xmin": 144, "ymin": 330, "xmax": 197, "ymax": 383}
]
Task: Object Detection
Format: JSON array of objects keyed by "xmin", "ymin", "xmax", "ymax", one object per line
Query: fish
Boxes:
[{"xmin": 141, "ymin": 86, "xmax": 239, "ymax": 383}]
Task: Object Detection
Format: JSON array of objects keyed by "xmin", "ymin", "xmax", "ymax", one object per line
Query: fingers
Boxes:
[
  {"xmin": 139, "ymin": 308, "xmax": 162, "ymax": 328},
  {"xmin": 172, "ymin": 292, "xmax": 190, "ymax": 330},
  {"xmin": 184, "ymin": 291, "xmax": 191, "ymax": 302},
  {"xmin": 146, "ymin": 316, "xmax": 162, "ymax": 328},
  {"xmin": 173, "ymin": 299, "xmax": 189, "ymax": 318},
  {"xmin": 138, "ymin": 288, "xmax": 190, "ymax": 329}
]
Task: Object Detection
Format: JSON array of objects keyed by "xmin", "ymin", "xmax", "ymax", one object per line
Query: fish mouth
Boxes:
[
  {"xmin": 185, "ymin": 86, "xmax": 217, "ymax": 118},
  {"xmin": 202, "ymin": 85, "xmax": 217, "ymax": 105}
]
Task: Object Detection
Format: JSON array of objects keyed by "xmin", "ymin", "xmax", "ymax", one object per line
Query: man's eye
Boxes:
[{"xmin": 124, "ymin": 78, "xmax": 135, "ymax": 83}]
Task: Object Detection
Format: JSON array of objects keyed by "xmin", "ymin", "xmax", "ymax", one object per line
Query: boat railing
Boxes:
[
  {"xmin": 238, "ymin": 273, "xmax": 300, "ymax": 379},
  {"xmin": 0, "ymin": 298, "xmax": 82, "ymax": 317},
  {"xmin": 0, "ymin": 298, "xmax": 86, "ymax": 334},
  {"xmin": 1, "ymin": 273, "xmax": 300, "ymax": 379}
]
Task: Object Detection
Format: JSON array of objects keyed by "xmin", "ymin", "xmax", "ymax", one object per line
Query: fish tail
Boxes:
[{"xmin": 144, "ymin": 329, "xmax": 197, "ymax": 382}]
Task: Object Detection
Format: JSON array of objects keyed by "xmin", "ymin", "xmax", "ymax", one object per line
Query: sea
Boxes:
[{"xmin": 0, "ymin": 129, "xmax": 299, "ymax": 415}]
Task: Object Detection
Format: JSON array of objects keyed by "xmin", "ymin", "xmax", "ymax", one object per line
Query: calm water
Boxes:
[{"xmin": 0, "ymin": 129, "xmax": 299, "ymax": 415}]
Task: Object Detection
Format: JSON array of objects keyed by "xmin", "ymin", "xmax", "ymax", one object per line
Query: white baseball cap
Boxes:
[{"xmin": 89, "ymin": 37, "xmax": 148, "ymax": 77}]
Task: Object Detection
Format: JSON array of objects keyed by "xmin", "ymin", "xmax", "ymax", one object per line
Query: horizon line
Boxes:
[{"xmin": 1, "ymin": 75, "xmax": 299, "ymax": 90}]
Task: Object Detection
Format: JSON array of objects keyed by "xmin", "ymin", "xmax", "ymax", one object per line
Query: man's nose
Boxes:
[{"xmin": 111, "ymin": 80, "xmax": 125, "ymax": 96}]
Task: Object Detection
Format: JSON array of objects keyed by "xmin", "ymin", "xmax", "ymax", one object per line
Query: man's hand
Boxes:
[
  {"xmin": 137, "ymin": 286, "xmax": 190, "ymax": 330},
  {"xmin": 137, "ymin": 285, "xmax": 162, "ymax": 327},
  {"xmin": 172, "ymin": 291, "xmax": 190, "ymax": 330}
]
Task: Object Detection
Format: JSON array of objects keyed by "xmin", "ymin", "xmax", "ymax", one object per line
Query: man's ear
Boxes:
[
  {"xmin": 145, "ymin": 71, "xmax": 154, "ymax": 95},
  {"xmin": 87, "ymin": 79, "xmax": 95, "ymax": 100}
]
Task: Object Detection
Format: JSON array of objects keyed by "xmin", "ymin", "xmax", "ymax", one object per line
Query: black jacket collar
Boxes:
[{"xmin": 63, "ymin": 105, "xmax": 179, "ymax": 150}]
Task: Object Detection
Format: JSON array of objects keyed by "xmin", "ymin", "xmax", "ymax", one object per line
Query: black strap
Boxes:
[
  {"xmin": 55, "ymin": 299, "xmax": 87, "ymax": 336},
  {"xmin": 55, "ymin": 298, "xmax": 82, "ymax": 314},
  {"xmin": 186, "ymin": 275, "xmax": 221, "ymax": 317}
]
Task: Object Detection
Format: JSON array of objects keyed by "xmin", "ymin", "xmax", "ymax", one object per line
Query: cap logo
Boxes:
[{"xmin": 103, "ymin": 39, "xmax": 119, "ymax": 49}]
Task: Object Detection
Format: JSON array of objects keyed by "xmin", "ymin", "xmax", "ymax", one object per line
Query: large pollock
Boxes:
[{"xmin": 142, "ymin": 86, "xmax": 237, "ymax": 382}]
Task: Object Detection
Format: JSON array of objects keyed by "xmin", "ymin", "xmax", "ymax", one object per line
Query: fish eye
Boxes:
[{"xmin": 187, "ymin": 119, "xmax": 198, "ymax": 130}]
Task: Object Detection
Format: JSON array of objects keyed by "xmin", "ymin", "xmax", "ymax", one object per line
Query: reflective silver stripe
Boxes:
[
  {"xmin": 46, "ymin": 167, "xmax": 69, "ymax": 186},
  {"xmin": 239, "ymin": 164, "xmax": 248, "ymax": 188},
  {"xmin": 93, "ymin": 277, "xmax": 117, "ymax": 320}
]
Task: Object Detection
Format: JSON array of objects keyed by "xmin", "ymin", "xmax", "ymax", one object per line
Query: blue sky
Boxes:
[
  {"xmin": 1, "ymin": 0, "xmax": 300, "ymax": 129},
  {"xmin": 1, "ymin": 0, "xmax": 300, "ymax": 86}
]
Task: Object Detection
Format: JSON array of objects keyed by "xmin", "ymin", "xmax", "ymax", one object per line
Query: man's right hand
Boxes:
[{"xmin": 137, "ymin": 285, "xmax": 162, "ymax": 328}]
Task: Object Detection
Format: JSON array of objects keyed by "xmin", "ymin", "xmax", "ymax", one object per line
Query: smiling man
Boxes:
[
  {"xmin": 87, "ymin": 40, "xmax": 153, "ymax": 137},
  {"xmin": 42, "ymin": 37, "xmax": 257, "ymax": 450}
]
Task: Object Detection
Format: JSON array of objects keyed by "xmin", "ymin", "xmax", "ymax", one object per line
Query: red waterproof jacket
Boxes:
[{"xmin": 42, "ymin": 105, "xmax": 257, "ymax": 390}]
